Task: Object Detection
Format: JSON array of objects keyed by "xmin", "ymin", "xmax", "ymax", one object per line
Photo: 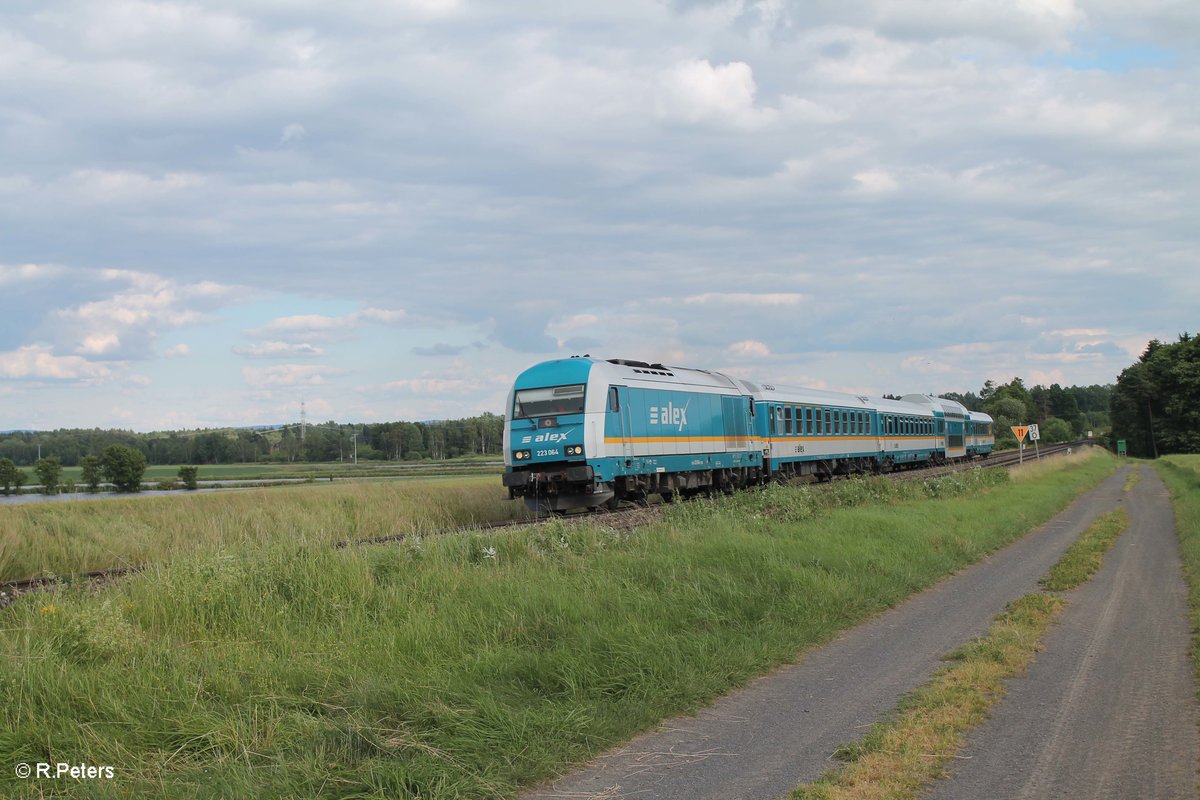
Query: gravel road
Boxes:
[
  {"xmin": 925, "ymin": 468, "xmax": 1199, "ymax": 800},
  {"xmin": 523, "ymin": 467, "xmax": 1133, "ymax": 800}
]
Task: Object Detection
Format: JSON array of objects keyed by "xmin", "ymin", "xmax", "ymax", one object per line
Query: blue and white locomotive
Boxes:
[{"xmin": 502, "ymin": 356, "xmax": 994, "ymax": 512}]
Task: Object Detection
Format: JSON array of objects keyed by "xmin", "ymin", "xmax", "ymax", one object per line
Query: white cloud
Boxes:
[
  {"xmin": 854, "ymin": 170, "xmax": 899, "ymax": 193},
  {"xmin": 684, "ymin": 293, "xmax": 806, "ymax": 306},
  {"xmin": 52, "ymin": 269, "xmax": 242, "ymax": 360},
  {"xmin": 232, "ymin": 341, "xmax": 324, "ymax": 358},
  {"xmin": 241, "ymin": 364, "xmax": 347, "ymax": 387},
  {"xmin": 655, "ymin": 59, "xmax": 776, "ymax": 129},
  {"xmin": 280, "ymin": 122, "xmax": 306, "ymax": 143},
  {"xmin": 79, "ymin": 332, "xmax": 122, "ymax": 355},
  {"xmin": 0, "ymin": 344, "xmax": 114, "ymax": 381},
  {"xmin": 250, "ymin": 307, "xmax": 407, "ymax": 341},
  {"xmin": 0, "ymin": 263, "xmax": 62, "ymax": 284},
  {"xmin": 163, "ymin": 343, "xmax": 191, "ymax": 358},
  {"xmin": 383, "ymin": 377, "xmax": 477, "ymax": 394},
  {"xmin": 726, "ymin": 339, "xmax": 772, "ymax": 358}
]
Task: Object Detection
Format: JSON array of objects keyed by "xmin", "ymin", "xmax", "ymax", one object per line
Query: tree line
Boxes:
[
  {"xmin": 0, "ymin": 413, "xmax": 506, "ymax": 468},
  {"xmin": 1110, "ymin": 333, "xmax": 1200, "ymax": 458},
  {"xmin": 937, "ymin": 379, "xmax": 1112, "ymax": 448}
]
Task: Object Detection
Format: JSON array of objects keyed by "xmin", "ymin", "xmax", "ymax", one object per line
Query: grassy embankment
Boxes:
[
  {"xmin": 0, "ymin": 451, "xmax": 1115, "ymax": 799},
  {"xmin": 1154, "ymin": 456, "xmax": 1200, "ymax": 705},
  {"xmin": 0, "ymin": 477, "xmax": 528, "ymax": 581}
]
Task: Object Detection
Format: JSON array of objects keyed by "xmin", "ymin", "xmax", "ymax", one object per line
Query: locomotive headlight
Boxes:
[
  {"xmin": 565, "ymin": 445, "xmax": 584, "ymax": 456},
  {"xmin": 514, "ymin": 449, "xmax": 531, "ymax": 460}
]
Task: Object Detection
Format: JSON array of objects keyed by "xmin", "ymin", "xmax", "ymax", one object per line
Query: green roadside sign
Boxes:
[{"xmin": 1117, "ymin": 440, "xmax": 1127, "ymax": 456}]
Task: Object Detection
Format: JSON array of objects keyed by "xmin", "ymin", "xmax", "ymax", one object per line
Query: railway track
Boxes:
[{"xmin": 0, "ymin": 440, "xmax": 1095, "ymax": 607}]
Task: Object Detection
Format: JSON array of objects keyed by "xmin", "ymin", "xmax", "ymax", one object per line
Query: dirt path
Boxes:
[
  {"xmin": 523, "ymin": 468, "xmax": 1132, "ymax": 800},
  {"xmin": 924, "ymin": 468, "xmax": 1199, "ymax": 800}
]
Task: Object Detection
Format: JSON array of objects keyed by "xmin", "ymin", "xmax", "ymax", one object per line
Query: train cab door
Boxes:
[{"xmin": 610, "ymin": 385, "xmax": 633, "ymax": 461}]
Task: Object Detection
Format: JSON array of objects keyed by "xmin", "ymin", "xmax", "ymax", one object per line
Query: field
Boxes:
[
  {"xmin": 0, "ymin": 477, "xmax": 528, "ymax": 581},
  {"xmin": 0, "ymin": 450, "xmax": 1116, "ymax": 799},
  {"xmin": 48, "ymin": 458, "xmax": 503, "ymax": 485}
]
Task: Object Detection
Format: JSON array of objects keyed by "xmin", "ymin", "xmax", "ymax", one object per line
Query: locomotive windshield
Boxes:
[{"xmin": 513, "ymin": 384, "xmax": 586, "ymax": 419}]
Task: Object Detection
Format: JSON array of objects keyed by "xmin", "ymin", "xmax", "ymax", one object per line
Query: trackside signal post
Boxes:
[
  {"xmin": 1011, "ymin": 425, "xmax": 1029, "ymax": 465},
  {"xmin": 1028, "ymin": 423, "xmax": 1040, "ymax": 460}
]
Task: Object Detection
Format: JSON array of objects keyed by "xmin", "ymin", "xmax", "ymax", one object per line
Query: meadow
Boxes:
[
  {"xmin": 0, "ymin": 477, "xmax": 528, "ymax": 581},
  {"xmin": 44, "ymin": 457, "xmax": 504, "ymax": 486},
  {"xmin": 0, "ymin": 450, "xmax": 1116, "ymax": 799}
]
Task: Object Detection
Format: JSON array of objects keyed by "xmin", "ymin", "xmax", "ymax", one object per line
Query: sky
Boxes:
[{"xmin": 1, "ymin": 0, "xmax": 1197, "ymax": 431}]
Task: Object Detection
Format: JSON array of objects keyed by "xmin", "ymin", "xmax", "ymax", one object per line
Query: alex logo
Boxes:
[
  {"xmin": 520, "ymin": 429, "xmax": 574, "ymax": 445},
  {"xmin": 650, "ymin": 401, "xmax": 689, "ymax": 431}
]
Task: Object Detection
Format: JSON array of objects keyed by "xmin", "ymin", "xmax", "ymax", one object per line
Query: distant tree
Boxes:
[
  {"xmin": 33, "ymin": 457, "xmax": 62, "ymax": 495},
  {"xmin": 101, "ymin": 444, "xmax": 147, "ymax": 492},
  {"xmin": 177, "ymin": 465, "xmax": 199, "ymax": 490},
  {"xmin": 80, "ymin": 455, "xmax": 103, "ymax": 493},
  {"xmin": 1039, "ymin": 417, "xmax": 1073, "ymax": 444},
  {"xmin": 939, "ymin": 391, "xmax": 980, "ymax": 411},
  {"xmin": 0, "ymin": 458, "xmax": 26, "ymax": 495}
]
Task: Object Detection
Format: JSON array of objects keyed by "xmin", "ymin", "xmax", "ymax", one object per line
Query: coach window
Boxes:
[
  {"xmin": 833, "ymin": 410, "xmax": 840, "ymax": 435},
  {"xmin": 769, "ymin": 406, "xmax": 775, "ymax": 434},
  {"xmin": 776, "ymin": 406, "xmax": 784, "ymax": 436},
  {"xmin": 608, "ymin": 386, "xmax": 619, "ymax": 412},
  {"xmin": 785, "ymin": 406, "xmax": 793, "ymax": 435}
]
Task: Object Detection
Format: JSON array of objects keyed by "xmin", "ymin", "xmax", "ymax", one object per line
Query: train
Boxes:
[{"xmin": 502, "ymin": 356, "xmax": 994, "ymax": 512}]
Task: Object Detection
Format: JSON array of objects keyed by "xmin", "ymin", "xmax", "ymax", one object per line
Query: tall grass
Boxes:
[
  {"xmin": 0, "ymin": 477, "xmax": 527, "ymax": 580},
  {"xmin": 0, "ymin": 452, "xmax": 1116, "ymax": 799},
  {"xmin": 1154, "ymin": 456, "xmax": 1200, "ymax": 703}
]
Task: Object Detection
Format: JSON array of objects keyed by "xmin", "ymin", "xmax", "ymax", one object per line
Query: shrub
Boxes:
[
  {"xmin": 80, "ymin": 455, "xmax": 103, "ymax": 493},
  {"xmin": 100, "ymin": 445, "xmax": 147, "ymax": 493},
  {"xmin": 0, "ymin": 458, "xmax": 27, "ymax": 495},
  {"xmin": 34, "ymin": 457, "xmax": 63, "ymax": 495},
  {"xmin": 177, "ymin": 465, "xmax": 200, "ymax": 490}
]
